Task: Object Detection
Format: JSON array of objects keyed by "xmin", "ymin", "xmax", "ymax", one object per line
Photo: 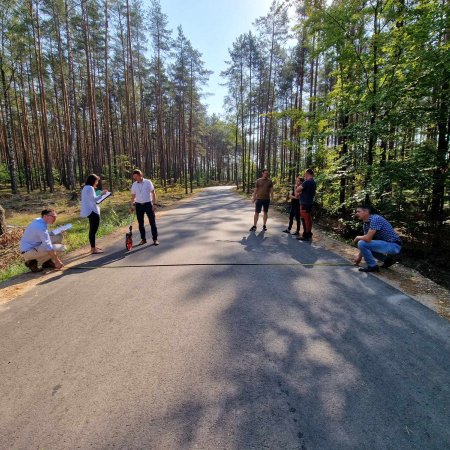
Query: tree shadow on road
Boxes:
[{"xmin": 9, "ymin": 187, "xmax": 450, "ymax": 449}]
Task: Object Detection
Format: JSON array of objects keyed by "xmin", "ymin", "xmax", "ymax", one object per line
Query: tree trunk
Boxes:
[{"xmin": 0, "ymin": 53, "xmax": 18, "ymax": 193}]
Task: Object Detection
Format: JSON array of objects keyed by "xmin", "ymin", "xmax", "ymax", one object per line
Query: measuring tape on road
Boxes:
[{"xmin": 67, "ymin": 262, "xmax": 353, "ymax": 270}]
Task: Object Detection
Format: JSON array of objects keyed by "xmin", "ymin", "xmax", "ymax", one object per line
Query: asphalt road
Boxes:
[{"xmin": 1, "ymin": 186, "xmax": 449, "ymax": 450}]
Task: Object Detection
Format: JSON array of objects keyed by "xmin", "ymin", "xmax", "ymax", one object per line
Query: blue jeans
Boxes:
[{"xmin": 357, "ymin": 240, "xmax": 401, "ymax": 267}]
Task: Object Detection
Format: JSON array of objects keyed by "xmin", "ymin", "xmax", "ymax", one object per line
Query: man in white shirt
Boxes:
[
  {"xmin": 130, "ymin": 169, "xmax": 159, "ymax": 245},
  {"xmin": 20, "ymin": 209, "xmax": 65, "ymax": 272}
]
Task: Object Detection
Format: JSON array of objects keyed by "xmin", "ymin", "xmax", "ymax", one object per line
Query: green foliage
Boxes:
[
  {"xmin": 0, "ymin": 261, "xmax": 27, "ymax": 283},
  {"xmin": 0, "ymin": 164, "xmax": 10, "ymax": 185}
]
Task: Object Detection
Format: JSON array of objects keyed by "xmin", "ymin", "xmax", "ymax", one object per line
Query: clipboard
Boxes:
[
  {"xmin": 96, "ymin": 191, "xmax": 112, "ymax": 204},
  {"xmin": 52, "ymin": 223, "xmax": 73, "ymax": 235}
]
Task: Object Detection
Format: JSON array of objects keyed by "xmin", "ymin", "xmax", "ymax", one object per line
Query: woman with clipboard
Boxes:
[{"xmin": 80, "ymin": 174, "xmax": 109, "ymax": 254}]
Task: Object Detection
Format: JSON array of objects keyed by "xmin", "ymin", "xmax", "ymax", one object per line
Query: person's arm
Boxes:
[
  {"xmin": 94, "ymin": 189, "xmax": 108, "ymax": 202},
  {"xmin": 252, "ymin": 182, "xmax": 258, "ymax": 203},
  {"xmin": 353, "ymin": 229, "xmax": 377, "ymax": 243},
  {"xmin": 48, "ymin": 249, "xmax": 64, "ymax": 269},
  {"xmin": 40, "ymin": 228, "xmax": 64, "ymax": 269},
  {"xmin": 152, "ymin": 190, "xmax": 157, "ymax": 211},
  {"xmin": 130, "ymin": 186, "xmax": 136, "ymax": 212},
  {"xmin": 291, "ymin": 186, "xmax": 301, "ymax": 199}
]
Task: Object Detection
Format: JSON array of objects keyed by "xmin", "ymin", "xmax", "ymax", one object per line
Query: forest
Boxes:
[{"xmin": 0, "ymin": 0, "xmax": 449, "ymax": 278}]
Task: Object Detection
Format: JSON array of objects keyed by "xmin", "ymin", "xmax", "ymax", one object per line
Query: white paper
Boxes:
[
  {"xmin": 96, "ymin": 191, "xmax": 112, "ymax": 204},
  {"xmin": 52, "ymin": 223, "xmax": 73, "ymax": 235}
]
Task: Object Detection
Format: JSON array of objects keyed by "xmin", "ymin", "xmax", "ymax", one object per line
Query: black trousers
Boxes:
[
  {"xmin": 88, "ymin": 211, "xmax": 100, "ymax": 248},
  {"xmin": 288, "ymin": 201, "xmax": 300, "ymax": 232},
  {"xmin": 136, "ymin": 202, "xmax": 158, "ymax": 241}
]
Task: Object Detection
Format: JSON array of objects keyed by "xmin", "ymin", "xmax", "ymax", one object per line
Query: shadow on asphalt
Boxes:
[{"xmin": 30, "ymin": 187, "xmax": 450, "ymax": 448}]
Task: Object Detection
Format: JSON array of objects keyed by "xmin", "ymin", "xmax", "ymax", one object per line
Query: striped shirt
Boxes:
[{"xmin": 363, "ymin": 215, "xmax": 401, "ymax": 244}]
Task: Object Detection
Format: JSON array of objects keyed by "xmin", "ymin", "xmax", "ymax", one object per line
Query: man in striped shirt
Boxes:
[{"xmin": 354, "ymin": 205, "xmax": 402, "ymax": 273}]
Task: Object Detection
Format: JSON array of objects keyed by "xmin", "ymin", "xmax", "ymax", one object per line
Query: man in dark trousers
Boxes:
[
  {"xmin": 250, "ymin": 169, "xmax": 274, "ymax": 232},
  {"xmin": 130, "ymin": 169, "xmax": 159, "ymax": 246},
  {"xmin": 354, "ymin": 205, "xmax": 402, "ymax": 272},
  {"xmin": 297, "ymin": 168, "xmax": 316, "ymax": 241}
]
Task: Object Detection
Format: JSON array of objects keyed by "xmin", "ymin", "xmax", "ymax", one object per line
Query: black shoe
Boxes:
[
  {"xmin": 292, "ymin": 231, "xmax": 300, "ymax": 236},
  {"xmin": 262, "ymin": 225, "xmax": 267, "ymax": 231},
  {"xmin": 249, "ymin": 225, "xmax": 257, "ymax": 231},
  {"xmin": 25, "ymin": 259, "xmax": 43, "ymax": 273},
  {"xmin": 138, "ymin": 239, "xmax": 147, "ymax": 246},
  {"xmin": 381, "ymin": 256, "xmax": 396, "ymax": 269},
  {"xmin": 297, "ymin": 233, "xmax": 312, "ymax": 241},
  {"xmin": 153, "ymin": 240, "xmax": 159, "ymax": 246},
  {"xmin": 359, "ymin": 265, "xmax": 380, "ymax": 273},
  {"xmin": 282, "ymin": 229, "xmax": 290, "ymax": 234},
  {"xmin": 42, "ymin": 259, "xmax": 56, "ymax": 269}
]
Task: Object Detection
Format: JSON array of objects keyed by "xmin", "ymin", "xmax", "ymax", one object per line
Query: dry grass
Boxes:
[{"xmin": 0, "ymin": 228, "xmax": 23, "ymax": 271}]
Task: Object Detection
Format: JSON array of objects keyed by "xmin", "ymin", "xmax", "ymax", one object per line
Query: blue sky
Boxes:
[{"xmin": 157, "ymin": 0, "xmax": 276, "ymax": 116}]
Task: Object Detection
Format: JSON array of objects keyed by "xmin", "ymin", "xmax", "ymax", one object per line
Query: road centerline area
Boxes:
[{"xmin": 1, "ymin": 186, "xmax": 449, "ymax": 450}]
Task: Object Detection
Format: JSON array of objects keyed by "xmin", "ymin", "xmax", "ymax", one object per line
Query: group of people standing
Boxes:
[
  {"xmin": 19, "ymin": 167, "xmax": 401, "ymax": 275},
  {"xmin": 19, "ymin": 169, "xmax": 158, "ymax": 273},
  {"xmin": 250, "ymin": 168, "xmax": 316, "ymax": 242}
]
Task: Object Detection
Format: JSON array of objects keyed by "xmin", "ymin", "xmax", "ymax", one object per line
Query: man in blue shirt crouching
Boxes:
[
  {"xmin": 354, "ymin": 205, "xmax": 402, "ymax": 273},
  {"xmin": 20, "ymin": 209, "xmax": 66, "ymax": 272}
]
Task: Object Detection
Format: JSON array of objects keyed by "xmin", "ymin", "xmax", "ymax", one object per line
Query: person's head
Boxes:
[
  {"xmin": 85, "ymin": 174, "xmax": 100, "ymax": 188},
  {"xmin": 262, "ymin": 169, "xmax": 269, "ymax": 178},
  {"xmin": 304, "ymin": 168, "xmax": 314, "ymax": 179},
  {"xmin": 41, "ymin": 209, "xmax": 57, "ymax": 224},
  {"xmin": 298, "ymin": 176, "xmax": 304, "ymax": 184},
  {"xmin": 355, "ymin": 205, "xmax": 372, "ymax": 221},
  {"xmin": 132, "ymin": 169, "xmax": 143, "ymax": 182}
]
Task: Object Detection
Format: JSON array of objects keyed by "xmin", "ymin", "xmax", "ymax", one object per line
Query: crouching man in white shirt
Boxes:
[{"xmin": 20, "ymin": 209, "xmax": 66, "ymax": 272}]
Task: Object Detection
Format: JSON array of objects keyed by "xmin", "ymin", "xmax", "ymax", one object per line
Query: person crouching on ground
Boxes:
[
  {"xmin": 80, "ymin": 173, "xmax": 108, "ymax": 254},
  {"xmin": 283, "ymin": 176, "xmax": 303, "ymax": 235},
  {"xmin": 354, "ymin": 205, "xmax": 402, "ymax": 273},
  {"xmin": 250, "ymin": 168, "xmax": 274, "ymax": 232},
  {"xmin": 20, "ymin": 209, "xmax": 65, "ymax": 272}
]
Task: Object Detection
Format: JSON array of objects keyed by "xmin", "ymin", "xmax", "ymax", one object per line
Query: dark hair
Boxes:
[
  {"xmin": 356, "ymin": 204, "xmax": 373, "ymax": 213},
  {"xmin": 262, "ymin": 168, "xmax": 269, "ymax": 173},
  {"xmin": 85, "ymin": 174, "xmax": 100, "ymax": 186},
  {"xmin": 306, "ymin": 168, "xmax": 314, "ymax": 176},
  {"xmin": 41, "ymin": 208, "xmax": 56, "ymax": 217},
  {"xmin": 299, "ymin": 177, "xmax": 305, "ymax": 182},
  {"xmin": 133, "ymin": 169, "xmax": 143, "ymax": 176}
]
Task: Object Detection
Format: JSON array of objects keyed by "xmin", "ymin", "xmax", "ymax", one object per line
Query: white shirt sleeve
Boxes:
[{"xmin": 80, "ymin": 185, "xmax": 101, "ymax": 217}]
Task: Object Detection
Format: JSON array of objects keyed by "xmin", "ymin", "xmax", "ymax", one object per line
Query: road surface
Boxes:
[{"xmin": 1, "ymin": 186, "xmax": 449, "ymax": 449}]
